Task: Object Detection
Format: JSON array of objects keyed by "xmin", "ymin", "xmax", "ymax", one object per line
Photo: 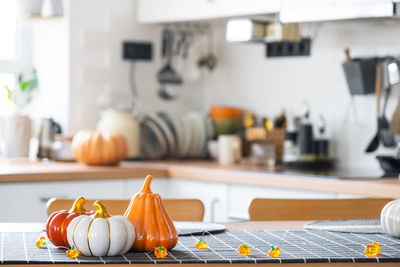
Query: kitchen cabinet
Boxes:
[
  {"xmin": 0, "ymin": 175, "xmax": 362, "ymax": 223},
  {"xmin": 0, "ymin": 180, "xmax": 127, "ymax": 222},
  {"xmin": 280, "ymin": 0, "xmax": 395, "ymax": 23},
  {"xmin": 136, "ymin": 0, "xmax": 280, "ymax": 23},
  {"xmin": 137, "ymin": 0, "xmax": 220, "ymax": 24},
  {"xmin": 218, "ymin": 0, "xmax": 280, "ymax": 17},
  {"xmin": 162, "ymin": 179, "xmax": 229, "ymax": 222}
]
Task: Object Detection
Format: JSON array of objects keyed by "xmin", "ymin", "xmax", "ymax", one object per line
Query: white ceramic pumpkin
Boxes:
[
  {"xmin": 67, "ymin": 201, "xmax": 135, "ymax": 256},
  {"xmin": 381, "ymin": 199, "xmax": 400, "ymax": 237}
]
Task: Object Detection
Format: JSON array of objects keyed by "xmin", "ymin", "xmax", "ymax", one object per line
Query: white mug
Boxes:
[{"xmin": 218, "ymin": 135, "xmax": 241, "ymax": 166}]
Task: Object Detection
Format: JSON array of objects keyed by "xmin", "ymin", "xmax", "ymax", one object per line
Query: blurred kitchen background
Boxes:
[{"xmin": 2, "ymin": 0, "xmax": 400, "ymax": 177}]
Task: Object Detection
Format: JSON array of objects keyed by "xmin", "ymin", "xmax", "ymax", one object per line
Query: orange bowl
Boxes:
[{"xmin": 210, "ymin": 106, "xmax": 242, "ymax": 119}]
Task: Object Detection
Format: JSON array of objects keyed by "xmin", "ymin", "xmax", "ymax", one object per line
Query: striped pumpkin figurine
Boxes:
[{"xmin": 66, "ymin": 200, "xmax": 135, "ymax": 256}]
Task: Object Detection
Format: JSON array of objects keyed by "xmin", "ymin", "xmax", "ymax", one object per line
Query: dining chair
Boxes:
[
  {"xmin": 248, "ymin": 198, "xmax": 393, "ymax": 221},
  {"xmin": 47, "ymin": 198, "xmax": 205, "ymax": 221}
]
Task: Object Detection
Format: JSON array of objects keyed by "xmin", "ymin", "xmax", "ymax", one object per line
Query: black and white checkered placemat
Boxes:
[{"xmin": 2, "ymin": 230, "xmax": 400, "ymax": 264}]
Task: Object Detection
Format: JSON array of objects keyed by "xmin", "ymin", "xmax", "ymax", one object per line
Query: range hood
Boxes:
[{"xmin": 280, "ymin": 0, "xmax": 399, "ymax": 23}]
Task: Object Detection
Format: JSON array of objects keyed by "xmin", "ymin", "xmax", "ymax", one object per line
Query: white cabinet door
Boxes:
[
  {"xmin": 0, "ymin": 180, "xmax": 127, "ymax": 222},
  {"xmin": 218, "ymin": 0, "xmax": 280, "ymax": 17},
  {"xmin": 137, "ymin": 0, "xmax": 220, "ymax": 23},
  {"xmin": 280, "ymin": 0, "xmax": 394, "ymax": 23},
  {"xmin": 160, "ymin": 179, "xmax": 229, "ymax": 222}
]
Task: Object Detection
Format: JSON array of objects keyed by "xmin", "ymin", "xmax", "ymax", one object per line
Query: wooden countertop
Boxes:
[
  {"xmin": 1, "ymin": 159, "xmax": 400, "ymax": 198},
  {"xmin": 0, "ymin": 221, "xmax": 397, "ymax": 266}
]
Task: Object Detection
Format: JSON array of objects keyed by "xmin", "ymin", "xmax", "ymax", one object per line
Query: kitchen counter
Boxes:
[{"xmin": 1, "ymin": 159, "xmax": 400, "ymax": 198}]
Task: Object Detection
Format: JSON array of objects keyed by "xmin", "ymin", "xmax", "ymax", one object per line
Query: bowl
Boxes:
[
  {"xmin": 210, "ymin": 106, "xmax": 242, "ymax": 120},
  {"xmin": 212, "ymin": 118, "xmax": 241, "ymax": 136}
]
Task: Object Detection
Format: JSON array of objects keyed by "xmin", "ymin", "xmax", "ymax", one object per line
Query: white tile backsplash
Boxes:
[
  {"xmin": 30, "ymin": 0, "xmax": 400, "ymax": 171},
  {"xmin": 204, "ymin": 20, "xmax": 400, "ymax": 170}
]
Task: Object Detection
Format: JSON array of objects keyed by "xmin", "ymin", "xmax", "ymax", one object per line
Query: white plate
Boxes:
[
  {"xmin": 187, "ymin": 112, "xmax": 207, "ymax": 157},
  {"xmin": 164, "ymin": 112, "xmax": 184, "ymax": 157},
  {"xmin": 140, "ymin": 120, "xmax": 164, "ymax": 159},
  {"xmin": 157, "ymin": 112, "xmax": 179, "ymax": 156},
  {"xmin": 195, "ymin": 112, "xmax": 207, "ymax": 157},
  {"xmin": 143, "ymin": 117, "xmax": 168, "ymax": 158},
  {"xmin": 180, "ymin": 115, "xmax": 194, "ymax": 158},
  {"xmin": 146, "ymin": 113, "xmax": 175, "ymax": 157},
  {"xmin": 186, "ymin": 114, "xmax": 199, "ymax": 158}
]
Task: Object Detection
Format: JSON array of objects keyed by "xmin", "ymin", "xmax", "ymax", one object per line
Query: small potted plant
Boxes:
[{"xmin": 0, "ymin": 70, "xmax": 38, "ymax": 158}]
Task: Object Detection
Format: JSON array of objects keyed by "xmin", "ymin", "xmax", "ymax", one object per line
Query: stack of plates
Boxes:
[{"xmin": 140, "ymin": 111, "xmax": 214, "ymax": 159}]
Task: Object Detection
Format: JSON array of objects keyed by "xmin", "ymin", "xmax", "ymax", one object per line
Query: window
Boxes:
[
  {"xmin": 0, "ymin": 0, "xmax": 28, "ymax": 103},
  {"xmin": 0, "ymin": 1, "xmax": 17, "ymax": 60}
]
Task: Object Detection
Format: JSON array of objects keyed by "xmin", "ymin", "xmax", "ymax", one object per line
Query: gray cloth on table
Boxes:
[
  {"xmin": 303, "ymin": 219, "xmax": 385, "ymax": 234},
  {"xmin": 174, "ymin": 221, "xmax": 226, "ymax": 235}
]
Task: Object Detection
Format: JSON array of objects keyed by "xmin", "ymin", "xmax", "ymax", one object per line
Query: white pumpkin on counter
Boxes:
[
  {"xmin": 381, "ymin": 199, "xmax": 400, "ymax": 237},
  {"xmin": 67, "ymin": 201, "xmax": 135, "ymax": 256}
]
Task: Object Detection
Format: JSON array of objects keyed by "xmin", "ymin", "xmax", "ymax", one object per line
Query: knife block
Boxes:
[{"xmin": 245, "ymin": 127, "xmax": 285, "ymax": 163}]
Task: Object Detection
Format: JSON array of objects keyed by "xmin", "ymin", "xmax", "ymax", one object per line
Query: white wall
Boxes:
[
  {"xmin": 31, "ymin": 1, "xmax": 400, "ymax": 170},
  {"xmin": 205, "ymin": 19, "xmax": 400, "ymax": 170},
  {"xmin": 30, "ymin": 19, "xmax": 69, "ymax": 130},
  {"xmin": 66, "ymin": 0, "xmax": 205, "ymax": 135}
]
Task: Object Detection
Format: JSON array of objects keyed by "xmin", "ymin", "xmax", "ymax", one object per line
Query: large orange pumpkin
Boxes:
[
  {"xmin": 124, "ymin": 175, "xmax": 178, "ymax": 251},
  {"xmin": 72, "ymin": 130, "xmax": 127, "ymax": 165}
]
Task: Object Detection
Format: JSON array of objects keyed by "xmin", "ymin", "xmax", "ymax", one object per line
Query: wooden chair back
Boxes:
[
  {"xmin": 248, "ymin": 198, "xmax": 392, "ymax": 221},
  {"xmin": 47, "ymin": 198, "xmax": 204, "ymax": 221}
]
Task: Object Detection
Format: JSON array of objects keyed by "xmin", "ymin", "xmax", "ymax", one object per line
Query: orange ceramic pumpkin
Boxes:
[
  {"xmin": 72, "ymin": 130, "xmax": 127, "ymax": 165},
  {"xmin": 124, "ymin": 175, "xmax": 178, "ymax": 251}
]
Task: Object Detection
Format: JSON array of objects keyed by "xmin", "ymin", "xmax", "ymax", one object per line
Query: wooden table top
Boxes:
[
  {"xmin": 1, "ymin": 159, "xmax": 400, "ymax": 198},
  {"xmin": 0, "ymin": 221, "xmax": 395, "ymax": 266}
]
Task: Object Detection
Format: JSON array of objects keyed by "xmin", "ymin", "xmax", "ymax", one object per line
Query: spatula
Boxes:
[
  {"xmin": 379, "ymin": 60, "xmax": 397, "ymax": 147},
  {"xmin": 389, "ymin": 61, "xmax": 400, "ymax": 134},
  {"xmin": 365, "ymin": 63, "xmax": 382, "ymax": 153}
]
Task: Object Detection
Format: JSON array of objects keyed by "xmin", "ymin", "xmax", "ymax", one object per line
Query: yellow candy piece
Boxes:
[
  {"xmin": 195, "ymin": 238, "xmax": 208, "ymax": 249},
  {"xmin": 268, "ymin": 246, "xmax": 281, "ymax": 258},
  {"xmin": 66, "ymin": 246, "xmax": 79, "ymax": 259},
  {"xmin": 238, "ymin": 244, "xmax": 251, "ymax": 256},
  {"xmin": 154, "ymin": 246, "xmax": 168, "ymax": 259},
  {"xmin": 365, "ymin": 242, "xmax": 381, "ymax": 257},
  {"xmin": 36, "ymin": 236, "xmax": 47, "ymax": 248}
]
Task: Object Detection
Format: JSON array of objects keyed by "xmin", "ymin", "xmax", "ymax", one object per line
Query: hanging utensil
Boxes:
[
  {"xmin": 198, "ymin": 25, "xmax": 217, "ymax": 71},
  {"xmin": 389, "ymin": 60, "xmax": 400, "ymax": 134},
  {"xmin": 158, "ymin": 29, "xmax": 182, "ymax": 100},
  {"xmin": 365, "ymin": 62, "xmax": 382, "ymax": 153},
  {"xmin": 379, "ymin": 59, "xmax": 396, "ymax": 147},
  {"xmin": 158, "ymin": 29, "xmax": 182, "ymax": 85}
]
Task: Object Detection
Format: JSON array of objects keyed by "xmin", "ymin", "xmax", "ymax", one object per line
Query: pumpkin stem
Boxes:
[
  {"xmin": 93, "ymin": 200, "xmax": 111, "ymax": 218},
  {"xmin": 69, "ymin": 197, "xmax": 87, "ymax": 214},
  {"xmin": 141, "ymin": 175, "xmax": 153, "ymax": 193}
]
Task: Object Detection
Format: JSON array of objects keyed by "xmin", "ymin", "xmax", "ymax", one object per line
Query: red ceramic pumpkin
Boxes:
[{"xmin": 46, "ymin": 197, "xmax": 93, "ymax": 248}]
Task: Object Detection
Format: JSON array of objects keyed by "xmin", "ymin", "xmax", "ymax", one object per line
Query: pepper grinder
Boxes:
[{"xmin": 298, "ymin": 104, "xmax": 315, "ymax": 161}]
